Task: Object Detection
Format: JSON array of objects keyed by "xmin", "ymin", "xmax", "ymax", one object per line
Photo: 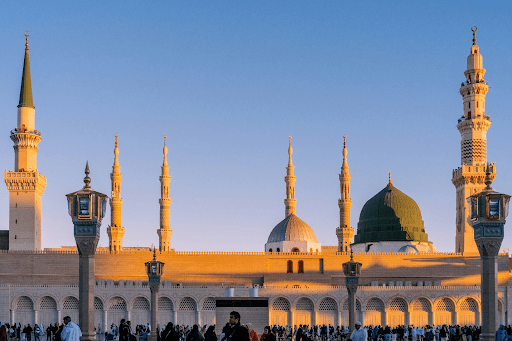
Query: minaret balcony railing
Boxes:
[{"xmin": 10, "ymin": 128, "xmax": 41, "ymax": 136}]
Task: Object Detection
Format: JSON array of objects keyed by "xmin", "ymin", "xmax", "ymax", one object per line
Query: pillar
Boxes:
[
  {"xmin": 103, "ymin": 311, "xmax": 108, "ymax": 335},
  {"xmin": 173, "ymin": 311, "xmax": 177, "ymax": 325},
  {"xmin": 34, "ymin": 310, "xmax": 38, "ymax": 325},
  {"xmin": 338, "ymin": 311, "xmax": 342, "ymax": 327}
]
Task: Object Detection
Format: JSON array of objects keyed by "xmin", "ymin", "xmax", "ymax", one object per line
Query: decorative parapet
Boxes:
[{"xmin": 4, "ymin": 170, "xmax": 46, "ymax": 193}]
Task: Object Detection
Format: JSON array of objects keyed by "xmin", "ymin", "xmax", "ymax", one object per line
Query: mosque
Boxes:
[{"xmin": 1, "ymin": 30, "xmax": 511, "ymax": 331}]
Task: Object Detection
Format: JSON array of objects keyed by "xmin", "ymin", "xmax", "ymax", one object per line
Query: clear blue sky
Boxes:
[{"xmin": 1, "ymin": 1, "xmax": 512, "ymax": 252}]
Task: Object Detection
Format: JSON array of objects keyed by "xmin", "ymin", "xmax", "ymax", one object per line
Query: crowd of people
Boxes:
[{"xmin": 3, "ymin": 316, "xmax": 512, "ymax": 341}]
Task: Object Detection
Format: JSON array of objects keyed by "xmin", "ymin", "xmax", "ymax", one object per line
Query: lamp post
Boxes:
[
  {"xmin": 342, "ymin": 249, "xmax": 362, "ymax": 333},
  {"xmin": 66, "ymin": 162, "xmax": 107, "ymax": 341},
  {"xmin": 145, "ymin": 248, "xmax": 164, "ymax": 341},
  {"xmin": 468, "ymin": 165, "xmax": 510, "ymax": 341}
]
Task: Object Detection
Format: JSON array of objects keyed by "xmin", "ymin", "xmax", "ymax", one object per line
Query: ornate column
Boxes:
[
  {"xmin": 343, "ymin": 250, "xmax": 361, "ymax": 333},
  {"xmin": 145, "ymin": 249, "xmax": 164, "ymax": 341},
  {"xmin": 467, "ymin": 166, "xmax": 510, "ymax": 341},
  {"xmin": 66, "ymin": 163, "xmax": 107, "ymax": 341}
]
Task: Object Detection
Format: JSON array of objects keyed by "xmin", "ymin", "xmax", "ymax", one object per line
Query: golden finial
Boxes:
[
  {"xmin": 288, "ymin": 135, "xmax": 293, "ymax": 157},
  {"xmin": 84, "ymin": 161, "xmax": 91, "ymax": 189},
  {"xmin": 114, "ymin": 134, "xmax": 118, "ymax": 147},
  {"xmin": 471, "ymin": 26, "xmax": 477, "ymax": 45},
  {"xmin": 163, "ymin": 135, "xmax": 168, "ymax": 158},
  {"xmin": 350, "ymin": 247, "xmax": 354, "ymax": 260},
  {"xmin": 343, "ymin": 135, "xmax": 347, "ymax": 149},
  {"xmin": 24, "ymin": 31, "xmax": 30, "ymax": 50},
  {"xmin": 388, "ymin": 171, "xmax": 393, "ymax": 186}
]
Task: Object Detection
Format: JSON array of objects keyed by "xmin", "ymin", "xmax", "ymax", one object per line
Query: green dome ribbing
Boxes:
[{"xmin": 354, "ymin": 184, "xmax": 429, "ymax": 244}]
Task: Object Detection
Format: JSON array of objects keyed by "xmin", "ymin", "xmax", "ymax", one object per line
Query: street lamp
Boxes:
[
  {"xmin": 342, "ymin": 249, "xmax": 362, "ymax": 333},
  {"xmin": 145, "ymin": 248, "xmax": 165, "ymax": 341},
  {"xmin": 468, "ymin": 165, "xmax": 510, "ymax": 341},
  {"xmin": 66, "ymin": 162, "xmax": 107, "ymax": 341}
]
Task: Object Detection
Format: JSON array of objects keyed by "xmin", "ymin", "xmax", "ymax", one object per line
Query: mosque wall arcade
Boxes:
[{"xmin": 1, "ymin": 250, "xmax": 510, "ymax": 329}]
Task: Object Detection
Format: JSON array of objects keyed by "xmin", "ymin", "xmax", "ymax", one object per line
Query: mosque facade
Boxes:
[{"xmin": 1, "ymin": 30, "xmax": 511, "ymax": 331}]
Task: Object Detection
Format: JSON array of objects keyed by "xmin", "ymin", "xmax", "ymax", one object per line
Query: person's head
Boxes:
[
  {"xmin": 192, "ymin": 325, "xmax": 199, "ymax": 332},
  {"xmin": 229, "ymin": 311, "xmax": 241, "ymax": 325},
  {"xmin": 121, "ymin": 319, "xmax": 126, "ymax": 325},
  {"xmin": 63, "ymin": 317, "xmax": 71, "ymax": 326},
  {"xmin": 355, "ymin": 322, "xmax": 361, "ymax": 330},
  {"xmin": 127, "ymin": 321, "xmax": 131, "ymax": 326},
  {"xmin": 246, "ymin": 324, "xmax": 253, "ymax": 332},
  {"xmin": 207, "ymin": 326, "xmax": 215, "ymax": 334},
  {"xmin": 264, "ymin": 326, "xmax": 271, "ymax": 334}
]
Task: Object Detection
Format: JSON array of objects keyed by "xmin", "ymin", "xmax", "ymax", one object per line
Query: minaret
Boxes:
[
  {"xmin": 452, "ymin": 27, "xmax": 495, "ymax": 254},
  {"xmin": 157, "ymin": 136, "xmax": 172, "ymax": 251},
  {"xmin": 4, "ymin": 32, "xmax": 47, "ymax": 250},
  {"xmin": 336, "ymin": 135, "xmax": 354, "ymax": 252},
  {"xmin": 284, "ymin": 136, "xmax": 296, "ymax": 217},
  {"xmin": 107, "ymin": 134, "xmax": 125, "ymax": 251}
]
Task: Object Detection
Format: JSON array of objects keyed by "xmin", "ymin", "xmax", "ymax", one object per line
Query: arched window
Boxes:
[
  {"xmin": 269, "ymin": 248, "xmax": 273, "ymax": 253},
  {"xmin": 276, "ymin": 248, "xmax": 281, "ymax": 252},
  {"xmin": 291, "ymin": 247, "xmax": 300, "ymax": 253},
  {"xmin": 298, "ymin": 260, "xmax": 304, "ymax": 273},
  {"xmin": 287, "ymin": 260, "xmax": 293, "ymax": 273}
]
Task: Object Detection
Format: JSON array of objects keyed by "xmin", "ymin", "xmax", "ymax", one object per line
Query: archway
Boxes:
[
  {"xmin": 131, "ymin": 297, "xmax": 150, "ymax": 326},
  {"xmin": 318, "ymin": 298, "xmax": 337, "ymax": 327},
  {"xmin": 271, "ymin": 298, "xmax": 290, "ymax": 326},
  {"xmin": 178, "ymin": 297, "xmax": 197, "ymax": 326},
  {"xmin": 39, "ymin": 296, "xmax": 58, "ymax": 326},
  {"xmin": 201, "ymin": 298, "xmax": 216, "ymax": 326},
  {"xmin": 341, "ymin": 299, "xmax": 361, "ymax": 326},
  {"xmin": 388, "ymin": 298, "xmax": 408, "ymax": 327},
  {"xmin": 410, "ymin": 298, "xmax": 431, "ymax": 327},
  {"xmin": 364, "ymin": 298, "xmax": 384, "ymax": 326},
  {"xmin": 62, "ymin": 297, "xmax": 79, "ymax": 323},
  {"xmin": 294, "ymin": 298, "xmax": 314, "ymax": 326},
  {"xmin": 15, "ymin": 296, "xmax": 35, "ymax": 326},
  {"xmin": 158, "ymin": 297, "xmax": 174, "ymax": 326},
  {"xmin": 435, "ymin": 298, "xmax": 455, "ymax": 325},
  {"xmin": 458, "ymin": 298, "xmax": 479, "ymax": 325},
  {"xmin": 108, "ymin": 297, "xmax": 127, "ymax": 326}
]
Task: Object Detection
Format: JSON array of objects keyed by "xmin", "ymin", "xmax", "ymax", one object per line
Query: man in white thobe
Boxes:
[
  {"xmin": 351, "ymin": 322, "xmax": 367, "ymax": 341},
  {"xmin": 61, "ymin": 316, "xmax": 82, "ymax": 341}
]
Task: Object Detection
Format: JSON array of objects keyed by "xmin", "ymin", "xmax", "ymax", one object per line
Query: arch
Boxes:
[
  {"xmin": 364, "ymin": 298, "xmax": 385, "ymax": 326},
  {"xmin": 387, "ymin": 297, "xmax": 408, "ymax": 327},
  {"xmin": 201, "ymin": 297, "xmax": 216, "ymax": 326},
  {"xmin": 287, "ymin": 260, "xmax": 293, "ymax": 273},
  {"xmin": 94, "ymin": 297, "xmax": 104, "ymax": 331},
  {"xmin": 291, "ymin": 247, "xmax": 300, "ymax": 253},
  {"xmin": 177, "ymin": 297, "xmax": 197, "ymax": 325},
  {"xmin": 294, "ymin": 297, "xmax": 314, "ymax": 326},
  {"xmin": 94, "ymin": 297, "xmax": 104, "ymax": 310},
  {"xmin": 15, "ymin": 296, "xmax": 34, "ymax": 326},
  {"xmin": 39, "ymin": 296, "xmax": 58, "ymax": 327},
  {"xmin": 341, "ymin": 299, "xmax": 362, "ymax": 327},
  {"xmin": 458, "ymin": 297, "xmax": 479, "ymax": 325},
  {"xmin": 269, "ymin": 248, "xmax": 273, "ymax": 253},
  {"xmin": 298, "ymin": 260, "xmax": 304, "ymax": 273},
  {"xmin": 410, "ymin": 298, "xmax": 431, "ymax": 327},
  {"xmin": 317, "ymin": 297, "xmax": 338, "ymax": 327},
  {"xmin": 107, "ymin": 296, "xmax": 127, "ymax": 327},
  {"xmin": 271, "ymin": 297, "xmax": 291, "ymax": 326},
  {"xmin": 434, "ymin": 298, "xmax": 455, "ymax": 325},
  {"xmin": 62, "ymin": 296, "xmax": 79, "ymax": 324},
  {"xmin": 131, "ymin": 297, "xmax": 150, "ymax": 326},
  {"xmin": 276, "ymin": 248, "xmax": 280, "ymax": 252},
  {"xmin": 158, "ymin": 297, "xmax": 174, "ymax": 327}
]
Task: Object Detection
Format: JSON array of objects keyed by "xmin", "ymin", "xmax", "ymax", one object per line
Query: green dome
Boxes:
[{"xmin": 354, "ymin": 183, "xmax": 429, "ymax": 244}]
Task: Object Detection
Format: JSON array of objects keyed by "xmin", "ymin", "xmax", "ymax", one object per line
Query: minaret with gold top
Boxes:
[
  {"xmin": 336, "ymin": 135, "xmax": 354, "ymax": 252},
  {"xmin": 4, "ymin": 32, "xmax": 47, "ymax": 250},
  {"xmin": 284, "ymin": 136, "xmax": 296, "ymax": 217},
  {"xmin": 452, "ymin": 27, "xmax": 495, "ymax": 254},
  {"xmin": 107, "ymin": 134, "xmax": 125, "ymax": 251},
  {"xmin": 157, "ymin": 136, "xmax": 172, "ymax": 251}
]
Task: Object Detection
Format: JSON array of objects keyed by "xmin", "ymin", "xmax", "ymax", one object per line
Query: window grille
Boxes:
[
  {"xmin": 435, "ymin": 298, "xmax": 455, "ymax": 312},
  {"xmin": 109, "ymin": 297, "xmax": 127, "ymax": 310},
  {"xmin": 389, "ymin": 298, "xmax": 407, "ymax": 312},
  {"xmin": 202, "ymin": 298, "xmax": 216, "ymax": 311},
  {"xmin": 63, "ymin": 297, "xmax": 79, "ymax": 310},
  {"xmin": 133, "ymin": 297, "xmax": 150, "ymax": 310},
  {"xmin": 319, "ymin": 298, "xmax": 337, "ymax": 311},
  {"xmin": 179, "ymin": 297, "xmax": 197, "ymax": 311},
  {"xmin": 159, "ymin": 297, "xmax": 173, "ymax": 311},
  {"xmin": 40, "ymin": 296, "xmax": 57, "ymax": 310},
  {"xmin": 411, "ymin": 298, "xmax": 430, "ymax": 312},
  {"xmin": 342, "ymin": 299, "xmax": 361, "ymax": 311},
  {"xmin": 272, "ymin": 298, "xmax": 290, "ymax": 311},
  {"xmin": 459, "ymin": 298, "xmax": 478, "ymax": 312},
  {"xmin": 94, "ymin": 297, "xmax": 103, "ymax": 310},
  {"xmin": 16, "ymin": 296, "xmax": 33, "ymax": 310},
  {"xmin": 296, "ymin": 298, "xmax": 313, "ymax": 311},
  {"xmin": 365, "ymin": 298, "xmax": 384, "ymax": 312}
]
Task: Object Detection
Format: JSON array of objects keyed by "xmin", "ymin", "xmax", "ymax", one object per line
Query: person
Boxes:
[
  {"xmin": 205, "ymin": 326, "xmax": 217, "ymax": 341},
  {"xmin": 61, "ymin": 317, "xmax": 82, "ymax": 341},
  {"xmin": 295, "ymin": 328, "xmax": 307, "ymax": 341},
  {"xmin": 119, "ymin": 320, "xmax": 130, "ymax": 341},
  {"xmin": 186, "ymin": 325, "xmax": 203, "ymax": 341},
  {"xmin": 350, "ymin": 322, "xmax": 366, "ymax": 341},
  {"xmin": 246, "ymin": 325, "xmax": 258, "ymax": 341},
  {"xmin": 226, "ymin": 312, "xmax": 250, "ymax": 341},
  {"xmin": 0, "ymin": 325, "xmax": 8, "ymax": 341},
  {"xmin": 495, "ymin": 325, "xmax": 507, "ymax": 341},
  {"xmin": 261, "ymin": 327, "xmax": 275, "ymax": 341}
]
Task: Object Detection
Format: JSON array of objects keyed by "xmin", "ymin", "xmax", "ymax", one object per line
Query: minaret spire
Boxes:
[
  {"xmin": 284, "ymin": 136, "xmax": 296, "ymax": 217},
  {"xmin": 4, "ymin": 32, "xmax": 46, "ymax": 250},
  {"xmin": 452, "ymin": 27, "xmax": 495, "ymax": 254},
  {"xmin": 107, "ymin": 134, "xmax": 125, "ymax": 251},
  {"xmin": 336, "ymin": 135, "xmax": 354, "ymax": 252},
  {"xmin": 158, "ymin": 135, "xmax": 172, "ymax": 251}
]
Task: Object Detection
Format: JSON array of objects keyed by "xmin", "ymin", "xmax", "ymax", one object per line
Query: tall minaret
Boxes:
[
  {"xmin": 4, "ymin": 32, "xmax": 47, "ymax": 250},
  {"xmin": 284, "ymin": 136, "xmax": 296, "ymax": 217},
  {"xmin": 107, "ymin": 134, "xmax": 125, "ymax": 251},
  {"xmin": 452, "ymin": 27, "xmax": 495, "ymax": 254},
  {"xmin": 157, "ymin": 136, "xmax": 172, "ymax": 251},
  {"xmin": 336, "ymin": 135, "xmax": 354, "ymax": 252}
]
